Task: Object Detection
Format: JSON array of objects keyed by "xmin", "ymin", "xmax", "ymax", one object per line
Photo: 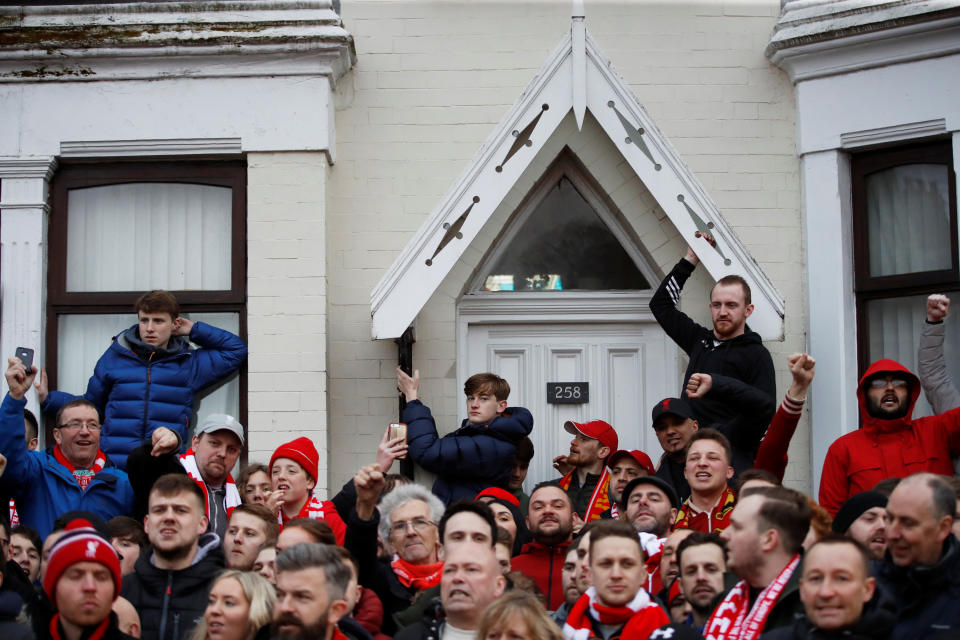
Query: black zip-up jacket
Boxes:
[
  {"xmin": 650, "ymin": 258, "xmax": 776, "ymax": 474},
  {"xmin": 121, "ymin": 533, "xmax": 224, "ymax": 640},
  {"xmin": 760, "ymin": 584, "xmax": 896, "ymax": 640}
]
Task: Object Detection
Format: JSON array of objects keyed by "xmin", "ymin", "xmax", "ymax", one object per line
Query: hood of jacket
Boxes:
[
  {"xmin": 136, "ymin": 532, "xmax": 225, "ymax": 590},
  {"xmin": 856, "ymin": 359, "xmax": 921, "ymax": 433},
  {"xmin": 455, "ymin": 406, "xmax": 533, "ymax": 441},
  {"xmin": 116, "ymin": 324, "xmax": 190, "ymax": 361}
]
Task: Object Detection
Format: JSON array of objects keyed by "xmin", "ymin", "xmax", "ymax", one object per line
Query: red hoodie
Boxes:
[
  {"xmin": 819, "ymin": 359, "xmax": 960, "ymax": 515},
  {"xmin": 511, "ymin": 540, "xmax": 571, "ymax": 610}
]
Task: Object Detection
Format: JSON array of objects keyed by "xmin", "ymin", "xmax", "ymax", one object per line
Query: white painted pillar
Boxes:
[
  {"xmin": 0, "ymin": 156, "xmax": 57, "ymax": 423},
  {"xmin": 801, "ymin": 149, "xmax": 859, "ymax": 497}
]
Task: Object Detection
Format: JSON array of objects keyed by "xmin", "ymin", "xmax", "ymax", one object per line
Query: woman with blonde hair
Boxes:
[
  {"xmin": 191, "ymin": 569, "xmax": 276, "ymax": 640},
  {"xmin": 476, "ymin": 590, "xmax": 564, "ymax": 640}
]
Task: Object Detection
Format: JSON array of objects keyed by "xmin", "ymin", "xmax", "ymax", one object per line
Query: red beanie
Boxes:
[
  {"xmin": 270, "ymin": 437, "xmax": 319, "ymax": 483},
  {"xmin": 475, "ymin": 487, "xmax": 520, "ymax": 508},
  {"xmin": 43, "ymin": 519, "xmax": 122, "ymax": 607}
]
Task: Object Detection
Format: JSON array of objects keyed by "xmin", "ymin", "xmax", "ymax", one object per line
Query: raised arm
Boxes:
[
  {"xmin": 754, "ymin": 354, "xmax": 814, "ymax": 481},
  {"xmin": 184, "ymin": 320, "xmax": 249, "ymax": 390},
  {"xmin": 917, "ymin": 294, "xmax": 960, "ymax": 415},
  {"xmin": 0, "ymin": 358, "xmax": 42, "ymax": 485}
]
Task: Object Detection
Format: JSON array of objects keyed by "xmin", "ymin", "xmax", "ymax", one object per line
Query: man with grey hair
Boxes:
[
  {"xmin": 874, "ymin": 472, "xmax": 960, "ymax": 639},
  {"xmin": 271, "ymin": 543, "xmax": 354, "ymax": 640},
  {"xmin": 345, "ymin": 463, "xmax": 444, "ymax": 636}
]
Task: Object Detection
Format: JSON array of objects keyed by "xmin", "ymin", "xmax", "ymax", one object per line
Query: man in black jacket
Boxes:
[
  {"xmin": 121, "ymin": 474, "xmax": 224, "ymax": 640},
  {"xmin": 649, "ymin": 239, "xmax": 775, "ymax": 475},
  {"xmin": 874, "ymin": 472, "xmax": 960, "ymax": 640}
]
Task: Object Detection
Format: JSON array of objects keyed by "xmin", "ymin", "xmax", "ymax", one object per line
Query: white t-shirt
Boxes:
[{"xmin": 441, "ymin": 623, "xmax": 475, "ymax": 640}]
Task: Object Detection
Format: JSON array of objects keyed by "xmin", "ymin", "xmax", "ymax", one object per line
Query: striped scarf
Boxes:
[
  {"xmin": 559, "ymin": 467, "xmax": 611, "ymax": 522},
  {"xmin": 179, "ymin": 449, "xmax": 242, "ymax": 519},
  {"xmin": 563, "ymin": 586, "xmax": 669, "ymax": 640},
  {"xmin": 704, "ymin": 554, "xmax": 800, "ymax": 640}
]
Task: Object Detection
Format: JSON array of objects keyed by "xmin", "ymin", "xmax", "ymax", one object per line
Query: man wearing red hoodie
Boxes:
[
  {"xmin": 819, "ymin": 359, "xmax": 960, "ymax": 515},
  {"xmin": 511, "ymin": 482, "xmax": 575, "ymax": 611}
]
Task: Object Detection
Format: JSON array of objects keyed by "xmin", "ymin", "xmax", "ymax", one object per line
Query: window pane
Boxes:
[
  {"xmin": 865, "ymin": 294, "xmax": 960, "ymax": 418},
  {"xmin": 57, "ymin": 312, "xmax": 241, "ymax": 427},
  {"xmin": 478, "ymin": 177, "xmax": 649, "ymax": 291},
  {"xmin": 867, "ymin": 164, "xmax": 950, "ymax": 277},
  {"xmin": 66, "ymin": 183, "xmax": 232, "ymax": 291}
]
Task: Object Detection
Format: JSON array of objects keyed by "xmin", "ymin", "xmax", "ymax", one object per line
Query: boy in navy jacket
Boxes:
[{"xmin": 397, "ymin": 368, "xmax": 533, "ymax": 505}]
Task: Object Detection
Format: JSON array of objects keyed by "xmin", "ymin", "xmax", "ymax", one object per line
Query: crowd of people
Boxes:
[{"xmin": 2, "ymin": 238, "xmax": 960, "ymax": 640}]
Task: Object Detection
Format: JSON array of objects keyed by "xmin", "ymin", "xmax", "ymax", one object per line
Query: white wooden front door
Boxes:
[{"xmin": 465, "ymin": 321, "xmax": 675, "ymax": 491}]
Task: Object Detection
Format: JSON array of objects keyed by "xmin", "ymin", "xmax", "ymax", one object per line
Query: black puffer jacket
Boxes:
[
  {"xmin": 761, "ymin": 584, "xmax": 896, "ymax": 640},
  {"xmin": 120, "ymin": 533, "xmax": 224, "ymax": 640},
  {"xmin": 650, "ymin": 258, "xmax": 776, "ymax": 475},
  {"xmin": 873, "ymin": 535, "xmax": 960, "ymax": 640}
]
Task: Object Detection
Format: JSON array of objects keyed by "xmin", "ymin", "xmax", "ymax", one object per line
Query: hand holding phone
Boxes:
[{"xmin": 14, "ymin": 347, "xmax": 33, "ymax": 371}]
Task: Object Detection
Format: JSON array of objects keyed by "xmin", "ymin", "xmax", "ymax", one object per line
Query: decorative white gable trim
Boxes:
[{"xmin": 370, "ymin": 24, "xmax": 785, "ymax": 341}]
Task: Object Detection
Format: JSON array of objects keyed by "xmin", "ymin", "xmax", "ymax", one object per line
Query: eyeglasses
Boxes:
[
  {"xmin": 57, "ymin": 420, "xmax": 101, "ymax": 432},
  {"xmin": 390, "ymin": 518, "xmax": 436, "ymax": 536},
  {"xmin": 868, "ymin": 378, "xmax": 908, "ymax": 389}
]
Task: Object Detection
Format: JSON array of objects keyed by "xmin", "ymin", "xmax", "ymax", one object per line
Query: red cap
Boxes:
[
  {"xmin": 608, "ymin": 449, "xmax": 655, "ymax": 476},
  {"xmin": 668, "ymin": 579, "xmax": 683, "ymax": 605},
  {"xmin": 43, "ymin": 519, "xmax": 122, "ymax": 607},
  {"xmin": 564, "ymin": 419, "xmax": 618, "ymax": 452},
  {"xmin": 270, "ymin": 437, "xmax": 319, "ymax": 483},
  {"xmin": 475, "ymin": 487, "xmax": 520, "ymax": 508}
]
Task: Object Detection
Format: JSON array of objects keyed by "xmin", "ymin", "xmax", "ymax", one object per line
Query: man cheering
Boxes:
[{"xmin": 553, "ymin": 420, "xmax": 619, "ymax": 522}]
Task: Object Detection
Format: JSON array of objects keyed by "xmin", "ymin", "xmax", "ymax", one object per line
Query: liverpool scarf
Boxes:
[
  {"xmin": 563, "ymin": 586, "xmax": 669, "ymax": 640},
  {"xmin": 704, "ymin": 554, "xmax": 800, "ymax": 640},
  {"xmin": 391, "ymin": 554, "xmax": 444, "ymax": 590},
  {"xmin": 675, "ymin": 486, "xmax": 737, "ymax": 532},
  {"xmin": 54, "ymin": 445, "xmax": 106, "ymax": 490},
  {"xmin": 180, "ymin": 449, "xmax": 242, "ymax": 519},
  {"xmin": 559, "ymin": 467, "xmax": 611, "ymax": 522}
]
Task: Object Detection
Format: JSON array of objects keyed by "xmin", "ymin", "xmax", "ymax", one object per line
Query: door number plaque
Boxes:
[{"xmin": 547, "ymin": 382, "xmax": 589, "ymax": 404}]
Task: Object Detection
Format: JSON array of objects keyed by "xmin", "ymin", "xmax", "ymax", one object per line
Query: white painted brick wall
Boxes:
[
  {"xmin": 247, "ymin": 152, "xmax": 331, "ymax": 495},
  {"xmin": 327, "ymin": 1, "xmax": 809, "ymax": 493}
]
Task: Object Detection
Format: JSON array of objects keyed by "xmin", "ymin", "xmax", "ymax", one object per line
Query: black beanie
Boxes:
[{"xmin": 832, "ymin": 491, "xmax": 887, "ymax": 534}]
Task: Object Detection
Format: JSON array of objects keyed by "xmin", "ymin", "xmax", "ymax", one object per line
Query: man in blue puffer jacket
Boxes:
[
  {"xmin": 396, "ymin": 367, "xmax": 533, "ymax": 505},
  {"xmin": 38, "ymin": 290, "xmax": 248, "ymax": 469},
  {"xmin": 1, "ymin": 357, "xmax": 134, "ymax": 539}
]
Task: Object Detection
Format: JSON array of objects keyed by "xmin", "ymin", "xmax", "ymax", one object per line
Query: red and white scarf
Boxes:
[
  {"xmin": 704, "ymin": 554, "xmax": 800, "ymax": 640},
  {"xmin": 278, "ymin": 494, "xmax": 328, "ymax": 524},
  {"xmin": 54, "ymin": 446, "xmax": 106, "ymax": 490},
  {"xmin": 391, "ymin": 554, "xmax": 444, "ymax": 591},
  {"xmin": 179, "ymin": 449, "xmax": 242, "ymax": 519},
  {"xmin": 563, "ymin": 586, "xmax": 669, "ymax": 640},
  {"xmin": 8, "ymin": 499, "xmax": 18, "ymax": 527},
  {"xmin": 559, "ymin": 467, "xmax": 611, "ymax": 522}
]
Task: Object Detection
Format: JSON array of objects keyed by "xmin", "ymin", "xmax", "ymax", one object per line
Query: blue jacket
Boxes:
[
  {"xmin": 403, "ymin": 399, "xmax": 533, "ymax": 505},
  {"xmin": 43, "ymin": 321, "xmax": 247, "ymax": 469},
  {"xmin": 0, "ymin": 393, "xmax": 135, "ymax": 539}
]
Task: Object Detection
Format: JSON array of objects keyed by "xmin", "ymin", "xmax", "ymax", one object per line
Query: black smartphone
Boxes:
[{"xmin": 15, "ymin": 347, "xmax": 34, "ymax": 370}]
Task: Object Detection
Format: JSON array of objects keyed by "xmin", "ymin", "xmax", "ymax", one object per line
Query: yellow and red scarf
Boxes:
[
  {"xmin": 675, "ymin": 486, "xmax": 736, "ymax": 532},
  {"xmin": 559, "ymin": 467, "xmax": 610, "ymax": 522}
]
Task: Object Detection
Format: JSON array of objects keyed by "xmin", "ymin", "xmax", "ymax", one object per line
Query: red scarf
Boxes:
[
  {"xmin": 391, "ymin": 554, "xmax": 443, "ymax": 591},
  {"xmin": 675, "ymin": 486, "xmax": 737, "ymax": 532},
  {"xmin": 704, "ymin": 554, "xmax": 800, "ymax": 640},
  {"xmin": 50, "ymin": 613, "xmax": 110, "ymax": 640},
  {"xmin": 8, "ymin": 499, "xmax": 18, "ymax": 527},
  {"xmin": 179, "ymin": 449, "xmax": 241, "ymax": 520},
  {"xmin": 54, "ymin": 446, "xmax": 106, "ymax": 490},
  {"xmin": 562, "ymin": 586, "xmax": 669, "ymax": 640},
  {"xmin": 559, "ymin": 467, "xmax": 611, "ymax": 522}
]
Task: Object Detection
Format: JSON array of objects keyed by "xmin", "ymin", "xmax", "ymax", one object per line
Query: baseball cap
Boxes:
[
  {"xmin": 196, "ymin": 413, "xmax": 245, "ymax": 447},
  {"xmin": 620, "ymin": 475, "xmax": 680, "ymax": 511},
  {"xmin": 651, "ymin": 398, "xmax": 695, "ymax": 427},
  {"xmin": 563, "ymin": 419, "xmax": 618, "ymax": 452},
  {"xmin": 608, "ymin": 449, "xmax": 656, "ymax": 476}
]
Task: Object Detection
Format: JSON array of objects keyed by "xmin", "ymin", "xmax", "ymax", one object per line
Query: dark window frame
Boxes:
[
  {"xmin": 851, "ymin": 139, "xmax": 959, "ymax": 375},
  {"xmin": 46, "ymin": 159, "xmax": 248, "ymax": 456}
]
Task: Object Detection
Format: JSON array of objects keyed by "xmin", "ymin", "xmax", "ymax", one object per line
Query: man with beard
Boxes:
[
  {"xmin": 601, "ymin": 449, "xmax": 655, "ymax": 519},
  {"xmin": 676, "ymin": 532, "xmax": 728, "ymax": 632},
  {"xmin": 620, "ymin": 476, "xmax": 679, "ymax": 596},
  {"xmin": 511, "ymin": 483, "xmax": 575, "ymax": 610},
  {"xmin": 830, "ymin": 491, "xmax": 887, "ymax": 560},
  {"xmin": 552, "ymin": 420, "xmax": 619, "ymax": 522},
  {"xmin": 126, "ymin": 414, "xmax": 245, "ymax": 539},
  {"xmin": 874, "ymin": 473, "xmax": 960, "ymax": 639},
  {"xmin": 819, "ymin": 359, "xmax": 960, "ymax": 515},
  {"xmin": 675, "ymin": 430, "xmax": 736, "ymax": 533},
  {"xmin": 706, "ymin": 486, "xmax": 809, "ymax": 639},
  {"xmin": 650, "ymin": 239, "xmax": 776, "ymax": 478},
  {"xmin": 271, "ymin": 543, "xmax": 354, "ymax": 640},
  {"xmin": 121, "ymin": 474, "xmax": 224, "ymax": 640},
  {"xmin": 652, "ymin": 398, "xmax": 699, "ymax": 502}
]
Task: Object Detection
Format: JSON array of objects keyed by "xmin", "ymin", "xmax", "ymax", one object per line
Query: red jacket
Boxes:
[
  {"xmin": 819, "ymin": 359, "xmax": 960, "ymax": 515},
  {"xmin": 511, "ymin": 539, "xmax": 571, "ymax": 610}
]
